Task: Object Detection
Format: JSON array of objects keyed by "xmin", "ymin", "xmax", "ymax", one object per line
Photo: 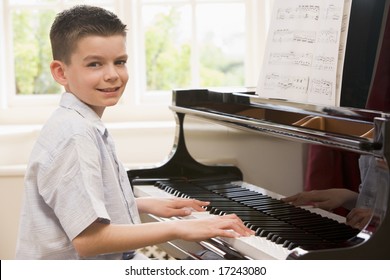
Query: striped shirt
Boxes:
[{"xmin": 16, "ymin": 92, "xmax": 141, "ymax": 259}]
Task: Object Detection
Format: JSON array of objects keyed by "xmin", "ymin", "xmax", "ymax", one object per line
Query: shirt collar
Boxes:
[{"xmin": 59, "ymin": 92, "xmax": 107, "ymax": 136}]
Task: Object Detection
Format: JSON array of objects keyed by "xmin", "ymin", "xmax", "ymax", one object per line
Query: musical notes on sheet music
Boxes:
[
  {"xmin": 277, "ymin": 5, "xmax": 320, "ymax": 21},
  {"xmin": 256, "ymin": 0, "xmax": 352, "ymax": 106},
  {"xmin": 313, "ymin": 54, "xmax": 336, "ymax": 71},
  {"xmin": 268, "ymin": 52, "xmax": 336, "ymax": 72},
  {"xmin": 273, "ymin": 30, "xmax": 316, "ymax": 44},
  {"xmin": 276, "ymin": 3, "xmax": 343, "ymax": 22},
  {"xmin": 269, "ymin": 52, "xmax": 313, "ymax": 67},
  {"xmin": 272, "ymin": 29, "xmax": 339, "ymax": 44},
  {"xmin": 264, "ymin": 73, "xmax": 333, "ymax": 100},
  {"xmin": 264, "ymin": 73, "xmax": 309, "ymax": 96},
  {"xmin": 325, "ymin": 4, "xmax": 342, "ymax": 20},
  {"xmin": 317, "ymin": 29, "xmax": 339, "ymax": 44},
  {"xmin": 309, "ymin": 78, "xmax": 333, "ymax": 97}
]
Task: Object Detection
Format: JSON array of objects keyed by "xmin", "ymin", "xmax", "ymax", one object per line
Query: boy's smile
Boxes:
[{"xmin": 54, "ymin": 35, "xmax": 129, "ymax": 117}]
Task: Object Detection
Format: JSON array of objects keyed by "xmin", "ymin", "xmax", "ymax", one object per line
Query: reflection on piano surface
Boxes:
[{"xmin": 128, "ymin": 89, "xmax": 390, "ymax": 260}]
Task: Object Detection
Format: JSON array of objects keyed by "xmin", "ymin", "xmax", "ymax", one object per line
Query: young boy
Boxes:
[{"xmin": 15, "ymin": 5, "xmax": 253, "ymax": 260}]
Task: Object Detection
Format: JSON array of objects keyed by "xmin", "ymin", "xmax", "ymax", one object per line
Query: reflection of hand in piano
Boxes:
[
  {"xmin": 282, "ymin": 188, "xmax": 358, "ymax": 212},
  {"xmin": 282, "ymin": 189, "xmax": 378, "ymax": 230},
  {"xmin": 346, "ymin": 208, "xmax": 374, "ymax": 230}
]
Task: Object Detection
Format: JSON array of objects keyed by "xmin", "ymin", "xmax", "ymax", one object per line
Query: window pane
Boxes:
[
  {"xmin": 142, "ymin": 1, "xmax": 246, "ymax": 91},
  {"xmin": 12, "ymin": 9, "xmax": 61, "ymax": 95},
  {"xmin": 9, "ymin": 0, "xmax": 56, "ymax": 4},
  {"xmin": 143, "ymin": 4, "xmax": 191, "ymax": 91},
  {"xmin": 63, "ymin": 0, "xmax": 114, "ymax": 5},
  {"xmin": 10, "ymin": 0, "xmax": 112, "ymax": 4},
  {"xmin": 197, "ymin": 3, "xmax": 245, "ymax": 87}
]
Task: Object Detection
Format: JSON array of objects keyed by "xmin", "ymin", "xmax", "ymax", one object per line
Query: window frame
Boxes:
[{"xmin": 0, "ymin": 0, "xmax": 272, "ymax": 124}]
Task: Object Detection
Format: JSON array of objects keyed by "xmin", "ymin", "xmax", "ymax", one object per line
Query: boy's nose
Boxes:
[{"xmin": 104, "ymin": 65, "xmax": 119, "ymax": 81}]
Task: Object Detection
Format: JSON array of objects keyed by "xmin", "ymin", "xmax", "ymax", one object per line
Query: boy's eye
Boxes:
[
  {"xmin": 87, "ymin": 62, "xmax": 101, "ymax": 68},
  {"xmin": 116, "ymin": 60, "xmax": 127, "ymax": 66}
]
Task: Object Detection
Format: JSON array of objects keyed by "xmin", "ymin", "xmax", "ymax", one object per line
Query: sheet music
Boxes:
[{"xmin": 256, "ymin": 0, "xmax": 351, "ymax": 106}]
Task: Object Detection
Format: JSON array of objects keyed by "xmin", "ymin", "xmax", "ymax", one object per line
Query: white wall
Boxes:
[
  {"xmin": 0, "ymin": 118, "xmax": 306, "ymax": 259},
  {"xmin": 0, "ymin": 168, "xmax": 24, "ymax": 260}
]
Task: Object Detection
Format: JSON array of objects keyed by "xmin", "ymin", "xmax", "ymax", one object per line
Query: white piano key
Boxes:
[
  {"xmin": 219, "ymin": 235, "xmax": 292, "ymax": 260},
  {"xmin": 134, "ymin": 184, "xmax": 175, "ymax": 198}
]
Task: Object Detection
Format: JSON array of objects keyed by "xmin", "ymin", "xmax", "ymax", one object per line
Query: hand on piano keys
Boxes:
[
  {"xmin": 136, "ymin": 196, "xmax": 210, "ymax": 217},
  {"xmin": 136, "ymin": 196, "xmax": 255, "ymax": 240},
  {"xmin": 169, "ymin": 212, "xmax": 255, "ymax": 241}
]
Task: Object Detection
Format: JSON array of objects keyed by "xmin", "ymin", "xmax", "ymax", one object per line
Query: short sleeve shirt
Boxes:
[{"xmin": 16, "ymin": 92, "xmax": 141, "ymax": 259}]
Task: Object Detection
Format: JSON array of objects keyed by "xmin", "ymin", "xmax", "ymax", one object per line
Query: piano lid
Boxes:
[{"xmin": 171, "ymin": 88, "xmax": 389, "ymax": 155}]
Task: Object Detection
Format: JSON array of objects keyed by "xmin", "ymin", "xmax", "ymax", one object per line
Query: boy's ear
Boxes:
[{"xmin": 50, "ymin": 60, "xmax": 67, "ymax": 86}]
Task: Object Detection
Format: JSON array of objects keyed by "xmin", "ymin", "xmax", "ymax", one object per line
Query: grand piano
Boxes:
[
  {"xmin": 129, "ymin": 88, "xmax": 389, "ymax": 260},
  {"xmin": 128, "ymin": 0, "xmax": 390, "ymax": 260}
]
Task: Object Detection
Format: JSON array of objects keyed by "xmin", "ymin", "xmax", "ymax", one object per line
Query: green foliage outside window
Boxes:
[
  {"xmin": 144, "ymin": 8, "xmax": 191, "ymax": 91},
  {"xmin": 145, "ymin": 7, "xmax": 244, "ymax": 91},
  {"xmin": 13, "ymin": 9, "xmax": 61, "ymax": 95}
]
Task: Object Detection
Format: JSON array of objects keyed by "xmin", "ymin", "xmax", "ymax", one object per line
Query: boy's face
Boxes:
[{"xmin": 59, "ymin": 35, "xmax": 128, "ymax": 116}]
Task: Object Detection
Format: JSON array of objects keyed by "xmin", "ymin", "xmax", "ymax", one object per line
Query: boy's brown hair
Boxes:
[{"xmin": 50, "ymin": 5, "xmax": 127, "ymax": 64}]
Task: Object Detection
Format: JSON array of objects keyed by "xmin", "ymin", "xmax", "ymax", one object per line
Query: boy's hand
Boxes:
[
  {"xmin": 173, "ymin": 214, "xmax": 255, "ymax": 241},
  {"xmin": 136, "ymin": 197, "xmax": 209, "ymax": 218}
]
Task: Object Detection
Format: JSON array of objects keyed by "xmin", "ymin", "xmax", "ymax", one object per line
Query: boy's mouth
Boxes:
[{"xmin": 98, "ymin": 87, "xmax": 121, "ymax": 93}]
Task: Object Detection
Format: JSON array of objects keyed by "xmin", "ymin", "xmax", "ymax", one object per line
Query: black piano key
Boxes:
[
  {"xmin": 218, "ymin": 190, "xmax": 261, "ymax": 196},
  {"xmin": 285, "ymin": 240, "xmax": 338, "ymax": 250},
  {"xmin": 248, "ymin": 222, "xmax": 291, "ymax": 230},
  {"xmin": 209, "ymin": 208, "xmax": 224, "ymax": 215},
  {"xmin": 237, "ymin": 197, "xmax": 273, "ymax": 204},
  {"xmin": 269, "ymin": 232, "xmax": 324, "ymax": 242},
  {"xmin": 273, "ymin": 211, "xmax": 322, "ymax": 220},
  {"xmin": 212, "ymin": 187, "xmax": 249, "ymax": 194},
  {"xmin": 241, "ymin": 215, "xmax": 283, "ymax": 221},
  {"xmin": 249, "ymin": 200, "xmax": 288, "ymax": 208},
  {"xmin": 201, "ymin": 183, "xmax": 241, "ymax": 191},
  {"xmin": 255, "ymin": 227, "xmax": 301, "ymax": 237},
  {"xmin": 208, "ymin": 201, "xmax": 249, "ymax": 207},
  {"xmin": 233, "ymin": 193, "xmax": 270, "ymax": 200},
  {"xmin": 262, "ymin": 208, "xmax": 309, "ymax": 216}
]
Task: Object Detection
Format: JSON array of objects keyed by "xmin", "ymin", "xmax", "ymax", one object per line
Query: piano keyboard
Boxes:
[{"xmin": 133, "ymin": 180, "xmax": 361, "ymax": 260}]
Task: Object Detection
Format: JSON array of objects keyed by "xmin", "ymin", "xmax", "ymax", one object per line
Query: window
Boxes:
[
  {"xmin": 138, "ymin": 0, "xmax": 271, "ymax": 104},
  {"xmin": 11, "ymin": 8, "xmax": 59, "ymax": 95},
  {"xmin": 142, "ymin": 1, "xmax": 245, "ymax": 91},
  {"xmin": 0, "ymin": 0, "xmax": 272, "ymax": 122}
]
